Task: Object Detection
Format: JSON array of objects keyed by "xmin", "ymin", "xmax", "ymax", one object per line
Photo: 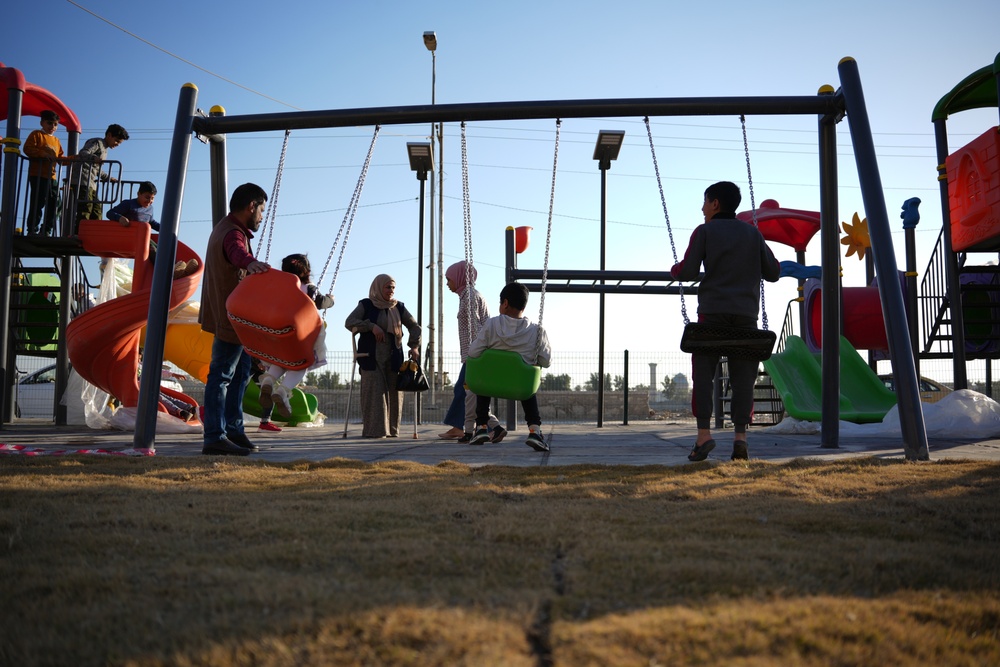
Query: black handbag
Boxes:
[
  {"xmin": 679, "ymin": 322, "xmax": 777, "ymax": 361},
  {"xmin": 397, "ymin": 359, "xmax": 429, "ymax": 392}
]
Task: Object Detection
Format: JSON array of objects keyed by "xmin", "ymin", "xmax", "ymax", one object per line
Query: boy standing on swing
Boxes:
[
  {"xmin": 468, "ymin": 282, "xmax": 552, "ymax": 451},
  {"xmin": 670, "ymin": 181, "xmax": 780, "ymax": 461}
]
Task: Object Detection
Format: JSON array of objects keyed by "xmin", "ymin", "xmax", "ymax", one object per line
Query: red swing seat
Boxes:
[{"xmin": 226, "ymin": 271, "xmax": 321, "ymax": 371}]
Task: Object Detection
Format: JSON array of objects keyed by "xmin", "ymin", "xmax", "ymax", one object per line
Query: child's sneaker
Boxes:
[
  {"xmin": 273, "ymin": 386, "xmax": 293, "ymax": 419},
  {"xmin": 490, "ymin": 425, "xmax": 507, "ymax": 443},
  {"xmin": 525, "ymin": 430, "xmax": 549, "ymax": 452},
  {"xmin": 470, "ymin": 427, "xmax": 491, "ymax": 445},
  {"xmin": 258, "ymin": 376, "xmax": 275, "ymax": 414},
  {"xmin": 258, "ymin": 421, "xmax": 282, "ymax": 432},
  {"xmin": 457, "ymin": 432, "xmax": 474, "ymax": 443}
]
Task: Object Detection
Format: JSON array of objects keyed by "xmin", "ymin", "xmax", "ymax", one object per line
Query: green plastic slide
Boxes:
[
  {"xmin": 763, "ymin": 335, "xmax": 897, "ymax": 423},
  {"xmin": 242, "ymin": 381, "xmax": 320, "ymax": 427}
]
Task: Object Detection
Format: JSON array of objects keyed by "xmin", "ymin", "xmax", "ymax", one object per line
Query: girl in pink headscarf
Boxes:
[{"xmin": 441, "ymin": 260, "xmax": 505, "ymax": 444}]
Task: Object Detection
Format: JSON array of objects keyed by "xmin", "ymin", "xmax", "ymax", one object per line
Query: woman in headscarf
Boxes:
[
  {"xmin": 441, "ymin": 260, "xmax": 506, "ymax": 444},
  {"xmin": 345, "ymin": 274, "xmax": 421, "ymax": 438}
]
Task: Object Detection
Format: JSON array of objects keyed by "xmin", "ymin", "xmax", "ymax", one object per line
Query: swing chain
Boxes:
[
  {"xmin": 520, "ymin": 118, "xmax": 561, "ymax": 366},
  {"xmin": 537, "ymin": 119, "xmax": 560, "ymax": 335},
  {"xmin": 645, "ymin": 116, "xmax": 689, "ymax": 326},
  {"xmin": 257, "ymin": 129, "xmax": 291, "ymax": 263},
  {"xmin": 460, "ymin": 122, "xmax": 477, "ymax": 343},
  {"xmin": 317, "ymin": 125, "xmax": 381, "ymax": 292},
  {"xmin": 740, "ymin": 114, "xmax": 768, "ymax": 331}
]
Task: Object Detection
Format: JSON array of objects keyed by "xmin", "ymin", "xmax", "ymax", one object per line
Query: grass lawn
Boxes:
[{"xmin": 2, "ymin": 455, "xmax": 998, "ymax": 666}]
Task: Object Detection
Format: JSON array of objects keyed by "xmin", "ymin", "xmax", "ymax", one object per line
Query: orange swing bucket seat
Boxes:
[{"xmin": 226, "ymin": 271, "xmax": 321, "ymax": 371}]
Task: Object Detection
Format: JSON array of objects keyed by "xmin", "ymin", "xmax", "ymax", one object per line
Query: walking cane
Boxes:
[
  {"xmin": 413, "ymin": 390, "xmax": 418, "ymax": 439},
  {"xmin": 344, "ymin": 331, "xmax": 366, "ymax": 438}
]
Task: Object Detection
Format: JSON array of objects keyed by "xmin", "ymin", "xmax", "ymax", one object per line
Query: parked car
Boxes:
[
  {"xmin": 15, "ymin": 364, "xmax": 185, "ymax": 419},
  {"xmin": 878, "ymin": 374, "xmax": 953, "ymax": 404},
  {"xmin": 15, "ymin": 364, "xmax": 58, "ymax": 418}
]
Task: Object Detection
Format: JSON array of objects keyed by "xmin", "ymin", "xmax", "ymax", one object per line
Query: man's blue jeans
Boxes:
[{"xmin": 203, "ymin": 338, "xmax": 251, "ymax": 444}]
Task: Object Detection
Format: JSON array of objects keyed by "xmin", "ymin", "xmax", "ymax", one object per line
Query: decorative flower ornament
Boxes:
[{"xmin": 841, "ymin": 212, "xmax": 870, "ymax": 260}]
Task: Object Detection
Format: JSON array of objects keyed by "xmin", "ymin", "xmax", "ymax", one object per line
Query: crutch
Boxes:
[{"xmin": 343, "ymin": 331, "xmax": 367, "ymax": 438}]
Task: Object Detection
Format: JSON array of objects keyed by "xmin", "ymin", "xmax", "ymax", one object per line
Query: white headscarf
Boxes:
[{"xmin": 369, "ymin": 273, "xmax": 402, "ymax": 346}]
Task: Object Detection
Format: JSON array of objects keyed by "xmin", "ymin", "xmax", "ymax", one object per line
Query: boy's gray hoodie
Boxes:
[{"xmin": 468, "ymin": 314, "xmax": 551, "ymax": 368}]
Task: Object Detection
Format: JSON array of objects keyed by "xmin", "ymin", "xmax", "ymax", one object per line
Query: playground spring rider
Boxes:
[
  {"xmin": 463, "ymin": 120, "xmax": 560, "ymax": 401},
  {"xmin": 648, "ymin": 115, "xmax": 777, "ymax": 361},
  {"xmin": 226, "ymin": 126, "xmax": 381, "ymax": 369}
]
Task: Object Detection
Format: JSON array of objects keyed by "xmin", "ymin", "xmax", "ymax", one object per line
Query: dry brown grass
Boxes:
[{"xmin": 1, "ymin": 455, "xmax": 998, "ymax": 666}]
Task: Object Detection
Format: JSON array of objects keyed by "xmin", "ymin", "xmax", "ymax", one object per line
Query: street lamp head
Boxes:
[
  {"xmin": 593, "ymin": 130, "xmax": 625, "ymax": 170},
  {"xmin": 407, "ymin": 142, "xmax": 434, "ymax": 180},
  {"xmin": 423, "ymin": 31, "xmax": 437, "ymax": 52}
]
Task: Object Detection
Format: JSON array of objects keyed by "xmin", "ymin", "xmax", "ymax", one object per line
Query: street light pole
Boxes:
[
  {"xmin": 407, "ymin": 142, "xmax": 434, "ymax": 427},
  {"xmin": 423, "ymin": 31, "xmax": 439, "ymax": 397},
  {"xmin": 593, "ymin": 130, "xmax": 625, "ymax": 429}
]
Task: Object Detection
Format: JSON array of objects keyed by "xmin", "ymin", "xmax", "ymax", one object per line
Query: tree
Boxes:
[
  {"xmin": 613, "ymin": 375, "xmax": 625, "ymax": 392},
  {"xmin": 585, "ymin": 372, "xmax": 613, "ymax": 391},
  {"xmin": 661, "ymin": 373, "xmax": 690, "ymax": 401},
  {"xmin": 540, "ymin": 373, "xmax": 572, "ymax": 391},
  {"xmin": 304, "ymin": 370, "xmax": 344, "ymax": 390}
]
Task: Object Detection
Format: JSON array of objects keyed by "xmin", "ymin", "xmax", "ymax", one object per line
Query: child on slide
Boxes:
[{"xmin": 258, "ymin": 254, "xmax": 334, "ymax": 418}]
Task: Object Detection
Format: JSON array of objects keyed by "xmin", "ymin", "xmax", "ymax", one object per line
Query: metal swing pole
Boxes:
[{"xmin": 838, "ymin": 57, "xmax": 928, "ymax": 460}]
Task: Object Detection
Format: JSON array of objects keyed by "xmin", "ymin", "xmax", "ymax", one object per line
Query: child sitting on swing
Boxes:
[
  {"xmin": 468, "ymin": 282, "xmax": 552, "ymax": 451},
  {"xmin": 258, "ymin": 253, "xmax": 334, "ymax": 418}
]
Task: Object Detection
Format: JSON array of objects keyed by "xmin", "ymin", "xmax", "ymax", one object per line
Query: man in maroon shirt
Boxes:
[{"xmin": 199, "ymin": 183, "xmax": 271, "ymax": 455}]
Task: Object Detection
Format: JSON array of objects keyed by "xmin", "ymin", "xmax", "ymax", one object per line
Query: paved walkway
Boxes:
[{"xmin": 2, "ymin": 419, "xmax": 998, "ymax": 466}]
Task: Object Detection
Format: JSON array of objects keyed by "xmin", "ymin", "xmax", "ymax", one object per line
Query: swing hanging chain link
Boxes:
[
  {"xmin": 533, "ymin": 118, "xmax": 560, "ymax": 363},
  {"xmin": 317, "ymin": 125, "xmax": 381, "ymax": 293},
  {"xmin": 257, "ymin": 129, "xmax": 291, "ymax": 264},
  {"xmin": 460, "ymin": 122, "xmax": 476, "ymax": 344},
  {"xmin": 645, "ymin": 117, "xmax": 689, "ymax": 326},
  {"xmin": 740, "ymin": 114, "xmax": 768, "ymax": 331}
]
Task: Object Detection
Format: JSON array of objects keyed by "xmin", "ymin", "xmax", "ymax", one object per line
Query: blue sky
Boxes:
[{"xmin": 4, "ymin": 0, "xmax": 1000, "ymax": 383}]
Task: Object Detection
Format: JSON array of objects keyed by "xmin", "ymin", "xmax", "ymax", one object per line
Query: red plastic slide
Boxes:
[{"xmin": 67, "ymin": 221, "xmax": 203, "ymax": 415}]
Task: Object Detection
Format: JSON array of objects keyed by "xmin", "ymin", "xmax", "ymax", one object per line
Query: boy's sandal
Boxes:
[{"xmin": 687, "ymin": 439, "xmax": 716, "ymax": 462}]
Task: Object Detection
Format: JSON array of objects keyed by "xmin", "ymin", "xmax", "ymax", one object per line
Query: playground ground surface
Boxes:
[
  {"xmin": 3, "ymin": 419, "xmax": 999, "ymax": 667},
  {"xmin": 2, "ymin": 418, "xmax": 998, "ymax": 465}
]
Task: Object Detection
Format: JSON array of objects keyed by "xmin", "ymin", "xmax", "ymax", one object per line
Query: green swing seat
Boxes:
[{"xmin": 465, "ymin": 349, "xmax": 541, "ymax": 401}]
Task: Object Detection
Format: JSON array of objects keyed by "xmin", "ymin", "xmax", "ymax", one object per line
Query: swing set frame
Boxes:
[{"xmin": 131, "ymin": 58, "xmax": 928, "ymax": 460}]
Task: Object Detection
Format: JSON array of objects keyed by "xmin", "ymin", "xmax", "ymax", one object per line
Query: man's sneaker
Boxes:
[
  {"xmin": 226, "ymin": 431, "xmax": 259, "ymax": 452},
  {"xmin": 457, "ymin": 432, "xmax": 474, "ymax": 443},
  {"xmin": 525, "ymin": 430, "xmax": 549, "ymax": 452},
  {"xmin": 258, "ymin": 421, "xmax": 282, "ymax": 432},
  {"xmin": 490, "ymin": 425, "xmax": 508, "ymax": 443},
  {"xmin": 731, "ymin": 440, "xmax": 749, "ymax": 460},
  {"xmin": 470, "ymin": 428, "xmax": 492, "ymax": 445}
]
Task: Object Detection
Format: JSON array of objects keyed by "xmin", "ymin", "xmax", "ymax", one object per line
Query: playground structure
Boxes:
[{"xmin": 0, "ymin": 55, "xmax": 996, "ymax": 461}]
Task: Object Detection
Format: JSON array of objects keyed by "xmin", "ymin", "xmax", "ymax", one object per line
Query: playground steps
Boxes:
[
  {"xmin": 10, "ymin": 261, "xmax": 63, "ymax": 358},
  {"xmin": 717, "ymin": 363, "xmax": 786, "ymax": 428},
  {"xmin": 922, "ymin": 260, "xmax": 1000, "ymax": 360}
]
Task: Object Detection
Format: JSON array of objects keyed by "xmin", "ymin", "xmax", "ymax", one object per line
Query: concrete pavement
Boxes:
[{"xmin": 2, "ymin": 419, "xmax": 998, "ymax": 466}]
